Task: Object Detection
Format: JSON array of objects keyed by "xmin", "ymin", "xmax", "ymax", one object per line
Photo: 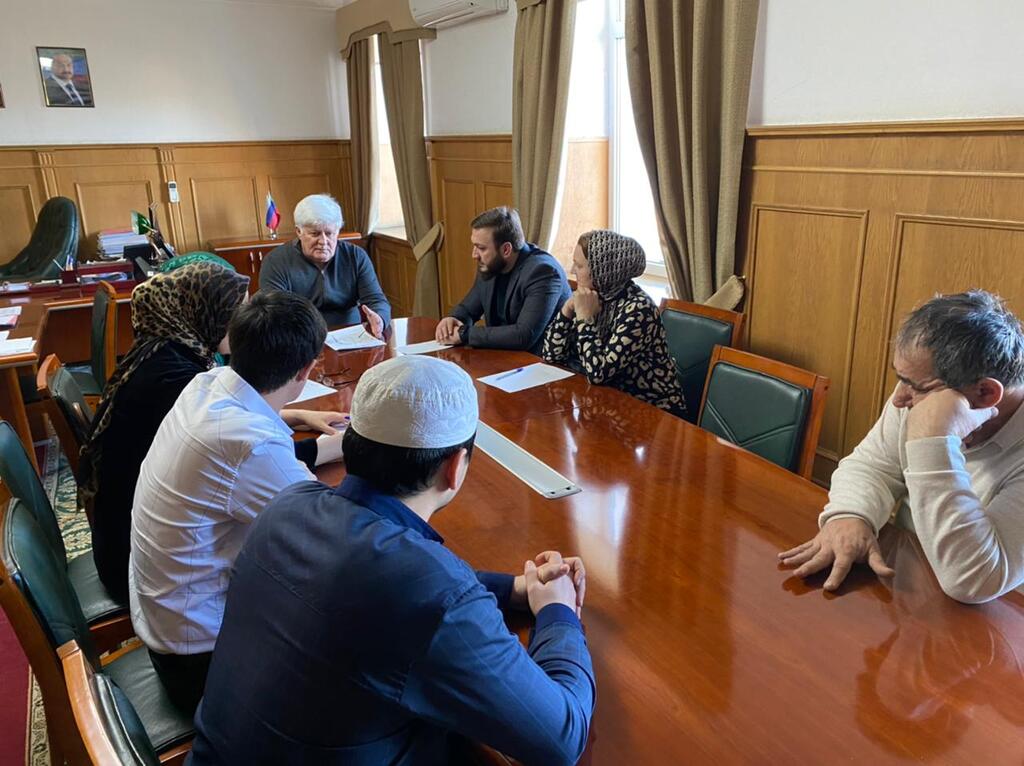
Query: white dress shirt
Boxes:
[
  {"xmin": 129, "ymin": 366, "xmax": 315, "ymax": 654},
  {"xmin": 821, "ymin": 391, "xmax": 1024, "ymax": 603}
]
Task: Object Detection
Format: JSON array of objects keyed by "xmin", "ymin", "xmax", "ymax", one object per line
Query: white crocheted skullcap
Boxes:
[{"xmin": 350, "ymin": 355, "xmax": 478, "ymax": 449}]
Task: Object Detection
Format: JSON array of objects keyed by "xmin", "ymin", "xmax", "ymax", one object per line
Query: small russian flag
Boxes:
[{"xmin": 265, "ymin": 193, "xmax": 281, "ymax": 232}]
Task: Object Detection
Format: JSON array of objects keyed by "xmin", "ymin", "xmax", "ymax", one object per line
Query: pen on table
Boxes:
[{"xmin": 495, "ymin": 367, "xmax": 524, "ymax": 381}]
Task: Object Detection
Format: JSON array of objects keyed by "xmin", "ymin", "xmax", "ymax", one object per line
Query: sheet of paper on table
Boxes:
[
  {"xmin": 325, "ymin": 325, "xmax": 385, "ymax": 352},
  {"xmin": 0, "ymin": 337, "xmax": 35, "ymax": 357},
  {"xmin": 396, "ymin": 339, "xmax": 450, "ymax": 355},
  {"xmin": 0, "ymin": 306, "xmax": 22, "ymax": 329},
  {"xmin": 287, "ymin": 378, "xmax": 336, "ymax": 405},
  {"xmin": 478, "ymin": 362, "xmax": 574, "ymax": 393}
]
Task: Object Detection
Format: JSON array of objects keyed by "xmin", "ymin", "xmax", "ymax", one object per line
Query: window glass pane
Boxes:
[
  {"xmin": 373, "ymin": 37, "xmax": 405, "ymax": 232},
  {"xmin": 614, "ymin": 38, "xmax": 662, "ymax": 266}
]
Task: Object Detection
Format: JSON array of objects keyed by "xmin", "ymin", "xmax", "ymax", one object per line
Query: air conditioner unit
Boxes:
[{"xmin": 411, "ymin": 0, "xmax": 509, "ymax": 29}]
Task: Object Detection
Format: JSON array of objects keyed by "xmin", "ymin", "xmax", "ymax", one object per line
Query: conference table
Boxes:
[{"xmin": 302, "ymin": 318, "xmax": 1024, "ymax": 764}]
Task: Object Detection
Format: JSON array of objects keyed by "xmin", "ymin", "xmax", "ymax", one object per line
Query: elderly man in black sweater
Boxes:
[
  {"xmin": 435, "ymin": 206, "xmax": 570, "ymax": 355},
  {"xmin": 260, "ymin": 194, "xmax": 391, "ymax": 334}
]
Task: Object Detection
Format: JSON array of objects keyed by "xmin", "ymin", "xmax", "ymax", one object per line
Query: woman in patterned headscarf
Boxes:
[
  {"xmin": 80, "ymin": 260, "xmax": 344, "ymax": 601},
  {"xmin": 542, "ymin": 230, "xmax": 686, "ymax": 417}
]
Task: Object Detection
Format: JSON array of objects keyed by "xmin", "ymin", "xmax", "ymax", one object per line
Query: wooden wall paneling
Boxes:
[
  {"xmin": 156, "ymin": 147, "xmax": 186, "ymax": 252},
  {"xmin": 744, "ymin": 204, "xmax": 868, "ymax": 479},
  {"xmin": 427, "ymin": 136, "xmax": 514, "ymax": 316},
  {"xmin": 370, "ymin": 234, "xmax": 416, "ymax": 318},
  {"xmin": 550, "ymin": 138, "xmax": 610, "ymax": 269},
  {"xmin": 875, "ymin": 214, "xmax": 1024, "ymax": 409},
  {"xmin": 268, "ymin": 172, "xmax": 333, "ymax": 233},
  {"xmin": 0, "ymin": 183, "xmax": 39, "ymax": 266},
  {"xmin": 188, "ymin": 175, "xmax": 262, "ymax": 245},
  {"xmin": 0, "ymin": 141, "xmax": 354, "ymax": 262},
  {"xmin": 437, "ymin": 178, "xmax": 479, "ymax": 314},
  {"xmin": 48, "ymin": 146, "xmax": 167, "ymax": 260},
  {"xmin": 738, "ymin": 119, "xmax": 1024, "ymax": 484}
]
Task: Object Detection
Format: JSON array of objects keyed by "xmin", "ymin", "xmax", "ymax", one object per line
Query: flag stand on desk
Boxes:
[{"xmin": 265, "ymin": 193, "xmax": 281, "ymax": 240}]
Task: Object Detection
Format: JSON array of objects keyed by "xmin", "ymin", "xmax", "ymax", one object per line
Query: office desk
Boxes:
[
  {"xmin": 309, "ymin": 318, "xmax": 1024, "ymax": 764},
  {"xmin": 0, "ymin": 287, "xmax": 133, "ymax": 470}
]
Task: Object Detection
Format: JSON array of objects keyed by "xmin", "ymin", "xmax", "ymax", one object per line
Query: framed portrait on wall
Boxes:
[{"xmin": 37, "ymin": 46, "xmax": 94, "ymax": 107}]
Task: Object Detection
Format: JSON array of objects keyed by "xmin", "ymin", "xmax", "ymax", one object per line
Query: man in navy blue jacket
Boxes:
[
  {"xmin": 190, "ymin": 355, "xmax": 595, "ymax": 766},
  {"xmin": 435, "ymin": 206, "xmax": 571, "ymax": 355}
]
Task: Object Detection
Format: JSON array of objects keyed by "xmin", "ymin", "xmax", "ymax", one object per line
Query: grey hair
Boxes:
[
  {"xmin": 895, "ymin": 290, "xmax": 1024, "ymax": 388},
  {"xmin": 294, "ymin": 194, "xmax": 344, "ymax": 231}
]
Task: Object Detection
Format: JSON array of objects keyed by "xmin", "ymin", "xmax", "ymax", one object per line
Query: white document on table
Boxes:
[
  {"xmin": 396, "ymin": 339, "xmax": 450, "ymax": 355},
  {"xmin": 287, "ymin": 378, "xmax": 336, "ymax": 405},
  {"xmin": 478, "ymin": 362, "xmax": 574, "ymax": 393},
  {"xmin": 0, "ymin": 306, "xmax": 23, "ymax": 317},
  {"xmin": 0, "ymin": 331, "xmax": 9, "ymax": 341},
  {"xmin": 0, "ymin": 337, "xmax": 35, "ymax": 356},
  {"xmin": 325, "ymin": 325, "xmax": 385, "ymax": 352}
]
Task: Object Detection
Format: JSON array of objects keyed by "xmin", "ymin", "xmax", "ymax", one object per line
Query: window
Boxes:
[
  {"xmin": 610, "ymin": 0, "xmax": 664, "ymax": 278},
  {"xmin": 373, "ymin": 36, "xmax": 405, "ymax": 234}
]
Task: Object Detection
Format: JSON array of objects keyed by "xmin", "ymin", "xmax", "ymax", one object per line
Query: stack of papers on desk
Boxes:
[
  {"xmin": 0, "ymin": 306, "xmax": 22, "ymax": 328},
  {"xmin": 325, "ymin": 325, "xmax": 385, "ymax": 352},
  {"xmin": 478, "ymin": 363, "xmax": 574, "ymax": 393},
  {"xmin": 0, "ymin": 337, "xmax": 34, "ymax": 357}
]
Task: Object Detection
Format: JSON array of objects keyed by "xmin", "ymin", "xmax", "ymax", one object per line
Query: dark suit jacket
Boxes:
[
  {"xmin": 45, "ymin": 75, "xmax": 91, "ymax": 106},
  {"xmin": 449, "ymin": 244, "xmax": 570, "ymax": 354}
]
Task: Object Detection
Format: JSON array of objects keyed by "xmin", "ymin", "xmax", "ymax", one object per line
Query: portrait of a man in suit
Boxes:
[{"xmin": 37, "ymin": 47, "xmax": 94, "ymax": 107}]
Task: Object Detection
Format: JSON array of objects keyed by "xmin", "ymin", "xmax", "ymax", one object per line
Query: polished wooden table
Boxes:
[
  {"xmin": 0, "ymin": 287, "xmax": 133, "ymax": 470},
  {"xmin": 306, "ymin": 318, "xmax": 1024, "ymax": 764}
]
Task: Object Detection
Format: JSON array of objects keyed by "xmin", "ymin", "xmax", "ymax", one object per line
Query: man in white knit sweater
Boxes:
[{"xmin": 780, "ymin": 290, "xmax": 1024, "ymax": 603}]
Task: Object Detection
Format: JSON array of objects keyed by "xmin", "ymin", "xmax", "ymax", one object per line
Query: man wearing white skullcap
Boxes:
[{"xmin": 191, "ymin": 355, "xmax": 596, "ymax": 766}]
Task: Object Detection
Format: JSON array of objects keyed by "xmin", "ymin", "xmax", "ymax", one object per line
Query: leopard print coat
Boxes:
[{"xmin": 542, "ymin": 282, "xmax": 687, "ymax": 417}]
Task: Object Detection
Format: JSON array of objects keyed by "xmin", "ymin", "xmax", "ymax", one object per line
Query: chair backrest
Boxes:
[
  {"xmin": 0, "ymin": 497, "xmax": 96, "ymax": 765},
  {"xmin": 0, "ymin": 420, "xmax": 66, "ymax": 563},
  {"xmin": 697, "ymin": 345, "xmax": 829, "ymax": 479},
  {"xmin": 37, "ymin": 354, "xmax": 94, "ymax": 479},
  {"xmin": 91, "ymin": 281, "xmax": 118, "ymax": 389},
  {"xmin": 14, "ymin": 196, "xmax": 80, "ymax": 277},
  {"xmin": 659, "ymin": 298, "xmax": 745, "ymax": 423},
  {"xmin": 59, "ymin": 640, "xmax": 162, "ymax": 766}
]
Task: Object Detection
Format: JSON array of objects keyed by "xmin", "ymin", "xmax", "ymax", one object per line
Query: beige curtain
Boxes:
[
  {"xmin": 344, "ymin": 39, "xmax": 379, "ymax": 236},
  {"xmin": 512, "ymin": 0, "xmax": 578, "ymax": 249},
  {"xmin": 626, "ymin": 0, "xmax": 759, "ymax": 302},
  {"xmin": 378, "ymin": 33, "xmax": 440, "ymax": 318}
]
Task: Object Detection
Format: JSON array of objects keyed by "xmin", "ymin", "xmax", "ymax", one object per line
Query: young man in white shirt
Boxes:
[
  {"xmin": 780, "ymin": 290, "xmax": 1024, "ymax": 603},
  {"xmin": 129, "ymin": 290, "xmax": 345, "ymax": 714}
]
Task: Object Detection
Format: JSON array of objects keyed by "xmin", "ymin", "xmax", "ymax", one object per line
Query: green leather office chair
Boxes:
[
  {"xmin": 38, "ymin": 354, "xmax": 94, "ymax": 480},
  {"xmin": 697, "ymin": 345, "xmax": 829, "ymax": 479},
  {"xmin": 60, "ymin": 640, "xmax": 178, "ymax": 766},
  {"xmin": 0, "ymin": 420, "xmax": 126, "ymax": 635},
  {"xmin": 69, "ymin": 280, "xmax": 118, "ymax": 398},
  {"xmin": 0, "ymin": 196, "xmax": 79, "ymax": 281},
  {"xmin": 0, "ymin": 498, "xmax": 194, "ymax": 766},
  {"xmin": 659, "ymin": 298, "xmax": 745, "ymax": 423}
]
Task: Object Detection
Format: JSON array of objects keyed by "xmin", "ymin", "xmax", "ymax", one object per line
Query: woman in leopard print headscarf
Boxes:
[
  {"xmin": 542, "ymin": 230, "xmax": 686, "ymax": 417},
  {"xmin": 79, "ymin": 260, "xmax": 250, "ymax": 600}
]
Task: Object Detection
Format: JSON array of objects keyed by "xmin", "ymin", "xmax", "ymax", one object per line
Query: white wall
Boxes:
[
  {"xmin": 421, "ymin": 0, "xmax": 610, "ymax": 138},
  {"xmin": 0, "ymin": 0, "xmax": 349, "ymax": 145},
  {"xmin": 422, "ymin": 4, "xmax": 517, "ymax": 135},
  {"xmin": 749, "ymin": 0, "xmax": 1024, "ymax": 126}
]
